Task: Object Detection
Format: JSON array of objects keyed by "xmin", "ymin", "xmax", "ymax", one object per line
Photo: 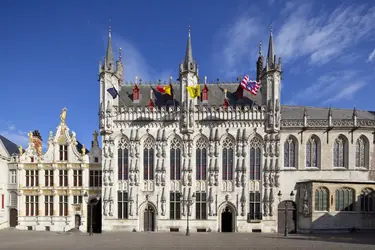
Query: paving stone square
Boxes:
[{"xmin": 0, "ymin": 229, "xmax": 374, "ymax": 250}]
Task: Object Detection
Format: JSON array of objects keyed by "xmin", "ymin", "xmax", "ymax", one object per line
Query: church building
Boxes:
[{"xmin": 99, "ymin": 25, "xmax": 375, "ymax": 233}]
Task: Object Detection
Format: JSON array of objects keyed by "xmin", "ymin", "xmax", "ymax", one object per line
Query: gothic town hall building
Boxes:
[{"xmin": 98, "ymin": 27, "xmax": 375, "ymax": 234}]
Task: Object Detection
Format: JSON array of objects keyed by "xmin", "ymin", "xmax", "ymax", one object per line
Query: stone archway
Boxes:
[
  {"xmin": 219, "ymin": 204, "xmax": 236, "ymax": 232},
  {"xmin": 143, "ymin": 204, "xmax": 156, "ymax": 232},
  {"xmin": 278, "ymin": 200, "xmax": 297, "ymax": 234}
]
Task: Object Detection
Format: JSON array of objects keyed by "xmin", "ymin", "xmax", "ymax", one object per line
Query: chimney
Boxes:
[{"xmin": 32, "ymin": 130, "xmax": 43, "ymax": 156}]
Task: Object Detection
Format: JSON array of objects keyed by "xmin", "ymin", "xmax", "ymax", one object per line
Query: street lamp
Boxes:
[
  {"xmin": 181, "ymin": 192, "xmax": 195, "ymax": 236},
  {"xmin": 84, "ymin": 192, "xmax": 100, "ymax": 236},
  {"xmin": 277, "ymin": 190, "xmax": 295, "ymax": 237}
]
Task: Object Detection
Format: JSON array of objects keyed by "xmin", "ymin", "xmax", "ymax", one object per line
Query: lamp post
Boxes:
[
  {"xmin": 181, "ymin": 192, "xmax": 195, "ymax": 236},
  {"xmin": 84, "ymin": 192, "xmax": 100, "ymax": 236},
  {"xmin": 277, "ymin": 190, "xmax": 294, "ymax": 237}
]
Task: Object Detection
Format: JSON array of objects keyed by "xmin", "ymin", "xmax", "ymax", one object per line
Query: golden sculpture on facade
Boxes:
[
  {"xmin": 82, "ymin": 144, "xmax": 86, "ymax": 155},
  {"xmin": 18, "ymin": 145, "xmax": 23, "ymax": 156},
  {"xmin": 60, "ymin": 107, "xmax": 67, "ymax": 123},
  {"xmin": 28, "ymin": 131, "xmax": 33, "ymax": 142}
]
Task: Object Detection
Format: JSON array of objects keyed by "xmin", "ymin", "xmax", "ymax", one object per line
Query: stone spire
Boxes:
[
  {"xmin": 179, "ymin": 25, "xmax": 198, "ymax": 75},
  {"xmin": 267, "ymin": 25, "xmax": 275, "ymax": 69},
  {"xmin": 256, "ymin": 42, "xmax": 264, "ymax": 81},
  {"xmin": 105, "ymin": 24, "xmax": 114, "ymax": 71}
]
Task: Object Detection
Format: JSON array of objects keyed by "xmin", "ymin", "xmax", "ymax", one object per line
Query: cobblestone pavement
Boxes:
[{"xmin": 0, "ymin": 229, "xmax": 374, "ymax": 250}]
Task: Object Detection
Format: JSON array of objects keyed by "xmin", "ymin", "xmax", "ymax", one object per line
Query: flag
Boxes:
[
  {"xmin": 107, "ymin": 87, "xmax": 119, "ymax": 99},
  {"xmin": 240, "ymin": 75, "xmax": 261, "ymax": 96},
  {"xmin": 187, "ymin": 84, "xmax": 201, "ymax": 98},
  {"xmin": 156, "ymin": 85, "xmax": 172, "ymax": 95}
]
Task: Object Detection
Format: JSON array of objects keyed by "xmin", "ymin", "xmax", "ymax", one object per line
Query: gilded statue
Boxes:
[
  {"xmin": 60, "ymin": 107, "xmax": 67, "ymax": 123},
  {"xmin": 82, "ymin": 144, "xmax": 86, "ymax": 155},
  {"xmin": 28, "ymin": 131, "xmax": 33, "ymax": 142},
  {"xmin": 18, "ymin": 145, "xmax": 23, "ymax": 156}
]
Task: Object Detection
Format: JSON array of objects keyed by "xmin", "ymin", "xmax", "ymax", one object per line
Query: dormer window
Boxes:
[
  {"xmin": 30, "ymin": 157, "xmax": 34, "ymax": 163},
  {"xmin": 133, "ymin": 85, "xmax": 140, "ymax": 103},
  {"xmin": 202, "ymin": 85, "xmax": 208, "ymax": 103},
  {"xmin": 59, "ymin": 145, "xmax": 68, "ymax": 161},
  {"xmin": 95, "ymin": 157, "xmax": 99, "ymax": 163}
]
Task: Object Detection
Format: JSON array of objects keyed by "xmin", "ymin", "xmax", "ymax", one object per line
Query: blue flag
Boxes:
[{"xmin": 107, "ymin": 87, "xmax": 118, "ymax": 99}]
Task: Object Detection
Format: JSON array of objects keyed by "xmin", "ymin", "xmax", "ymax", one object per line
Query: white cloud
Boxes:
[
  {"xmin": 367, "ymin": 49, "xmax": 375, "ymax": 62},
  {"xmin": 275, "ymin": 4, "xmax": 375, "ymax": 64},
  {"xmin": 111, "ymin": 35, "xmax": 173, "ymax": 82},
  {"xmin": 288, "ymin": 70, "xmax": 367, "ymax": 104},
  {"xmin": 213, "ymin": 16, "xmax": 262, "ymax": 79},
  {"xmin": 0, "ymin": 123, "xmax": 29, "ymax": 147}
]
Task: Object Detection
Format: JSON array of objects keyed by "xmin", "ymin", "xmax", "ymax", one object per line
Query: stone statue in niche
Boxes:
[
  {"xmin": 103, "ymin": 200, "xmax": 108, "ymax": 216},
  {"xmin": 209, "ymin": 173, "xmax": 214, "ymax": 186},
  {"xmin": 129, "ymin": 201, "xmax": 133, "ymax": 216},
  {"xmin": 108, "ymin": 170, "xmax": 113, "ymax": 185},
  {"xmin": 161, "ymin": 172, "xmax": 166, "ymax": 185},
  {"xmin": 129, "ymin": 172, "xmax": 134, "ymax": 186},
  {"xmin": 209, "ymin": 143, "xmax": 214, "ymax": 156},
  {"xmin": 103, "ymin": 144, "xmax": 108, "ymax": 158},
  {"xmin": 156, "ymin": 173, "xmax": 160, "ymax": 186},
  {"xmin": 188, "ymin": 173, "xmax": 192, "ymax": 186},
  {"xmin": 302, "ymin": 189, "xmax": 310, "ymax": 217},
  {"xmin": 103, "ymin": 171, "xmax": 109, "ymax": 186},
  {"xmin": 156, "ymin": 143, "xmax": 162, "ymax": 157},
  {"xmin": 161, "ymin": 201, "xmax": 166, "ymax": 216},
  {"xmin": 268, "ymin": 110, "xmax": 274, "ymax": 127}
]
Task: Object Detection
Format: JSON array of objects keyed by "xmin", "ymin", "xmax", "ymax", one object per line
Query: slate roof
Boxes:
[
  {"xmin": 118, "ymin": 84, "xmax": 375, "ymax": 121},
  {"xmin": 118, "ymin": 83, "xmax": 262, "ymax": 108},
  {"xmin": 76, "ymin": 141, "xmax": 90, "ymax": 154},
  {"xmin": 0, "ymin": 135, "xmax": 19, "ymax": 156},
  {"xmin": 281, "ymin": 106, "xmax": 375, "ymax": 120}
]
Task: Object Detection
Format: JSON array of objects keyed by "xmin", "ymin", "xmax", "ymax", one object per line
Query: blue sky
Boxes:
[{"xmin": 1, "ymin": 0, "xmax": 374, "ymax": 149}]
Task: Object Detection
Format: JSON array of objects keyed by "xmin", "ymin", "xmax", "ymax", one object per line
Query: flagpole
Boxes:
[{"xmin": 109, "ymin": 81, "xmax": 127, "ymax": 111}]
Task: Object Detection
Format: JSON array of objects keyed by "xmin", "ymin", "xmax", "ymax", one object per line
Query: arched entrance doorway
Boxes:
[
  {"xmin": 143, "ymin": 204, "xmax": 156, "ymax": 232},
  {"xmin": 75, "ymin": 215, "xmax": 81, "ymax": 229},
  {"xmin": 221, "ymin": 205, "xmax": 235, "ymax": 232},
  {"xmin": 9, "ymin": 208, "xmax": 18, "ymax": 227},
  {"xmin": 87, "ymin": 199, "xmax": 102, "ymax": 233},
  {"xmin": 278, "ymin": 200, "xmax": 297, "ymax": 234}
]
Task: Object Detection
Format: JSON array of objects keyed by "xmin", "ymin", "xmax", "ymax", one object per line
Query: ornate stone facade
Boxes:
[
  {"xmin": 15, "ymin": 109, "xmax": 102, "ymax": 232},
  {"xmin": 99, "ymin": 27, "xmax": 375, "ymax": 233}
]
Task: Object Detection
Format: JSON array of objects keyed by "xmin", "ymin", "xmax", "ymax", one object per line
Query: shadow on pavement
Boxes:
[{"xmin": 264, "ymin": 232, "xmax": 375, "ymax": 245}]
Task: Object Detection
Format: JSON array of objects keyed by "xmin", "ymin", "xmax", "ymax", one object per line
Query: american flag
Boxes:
[{"xmin": 240, "ymin": 75, "xmax": 261, "ymax": 96}]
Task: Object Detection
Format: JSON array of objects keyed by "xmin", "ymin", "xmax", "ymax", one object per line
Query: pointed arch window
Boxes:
[
  {"xmin": 249, "ymin": 137, "xmax": 262, "ymax": 180},
  {"xmin": 360, "ymin": 188, "xmax": 373, "ymax": 212},
  {"xmin": 333, "ymin": 136, "xmax": 347, "ymax": 168},
  {"xmin": 143, "ymin": 137, "xmax": 155, "ymax": 180},
  {"xmin": 306, "ymin": 136, "xmax": 319, "ymax": 168},
  {"xmin": 222, "ymin": 137, "xmax": 234, "ymax": 180},
  {"xmin": 335, "ymin": 188, "xmax": 355, "ymax": 211},
  {"xmin": 118, "ymin": 138, "xmax": 129, "ymax": 180},
  {"xmin": 170, "ymin": 138, "xmax": 181, "ymax": 180},
  {"xmin": 196, "ymin": 137, "xmax": 208, "ymax": 180},
  {"xmin": 356, "ymin": 136, "xmax": 368, "ymax": 168},
  {"xmin": 314, "ymin": 187, "xmax": 329, "ymax": 211},
  {"xmin": 284, "ymin": 136, "xmax": 296, "ymax": 168}
]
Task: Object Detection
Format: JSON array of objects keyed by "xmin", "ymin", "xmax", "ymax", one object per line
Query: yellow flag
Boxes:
[
  {"xmin": 187, "ymin": 84, "xmax": 201, "ymax": 98},
  {"xmin": 164, "ymin": 85, "xmax": 172, "ymax": 95}
]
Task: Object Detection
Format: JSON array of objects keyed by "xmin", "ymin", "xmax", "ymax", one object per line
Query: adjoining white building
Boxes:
[
  {"xmin": 16, "ymin": 109, "xmax": 102, "ymax": 232},
  {"xmin": 0, "ymin": 135, "xmax": 19, "ymax": 229},
  {"xmin": 98, "ymin": 26, "xmax": 375, "ymax": 234}
]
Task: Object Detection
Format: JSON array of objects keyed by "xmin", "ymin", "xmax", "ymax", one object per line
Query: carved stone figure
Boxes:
[{"xmin": 60, "ymin": 107, "xmax": 67, "ymax": 123}]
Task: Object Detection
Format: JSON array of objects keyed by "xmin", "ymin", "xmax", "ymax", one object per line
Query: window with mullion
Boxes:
[
  {"xmin": 59, "ymin": 196, "xmax": 68, "ymax": 216},
  {"xmin": 249, "ymin": 191, "xmax": 261, "ymax": 220},
  {"xmin": 118, "ymin": 147, "xmax": 129, "ymax": 180},
  {"xmin": 45, "ymin": 196, "xmax": 53, "ymax": 216},
  {"xmin": 360, "ymin": 188, "xmax": 374, "ymax": 212},
  {"xmin": 335, "ymin": 188, "xmax": 355, "ymax": 211},
  {"xmin": 250, "ymin": 147, "xmax": 261, "ymax": 180},
  {"xmin": 118, "ymin": 191, "xmax": 129, "ymax": 219},
  {"xmin": 59, "ymin": 145, "xmax": 68, "ymax": 161},
  {"xmin": 170, "ymin": 139, "xmax": 181, "ymax": 180},
  {"xmin": 284, "ymin": 138, "xmax": 296, "ymax": 168},
  {"xmin": 196, "ymin": 148, "xmax": 207, "ymax": 180},
  {"xmin": 195, "ymin": 192, "xmax": 207, "ymax": 220},
  {"xmin": 170, "ymin": 192, "xmax": 181, "ymax": 220},
  {"xmin": 143, "ymin": 148, "xmax": 154, "ymax": 180},
  {"xmin": 314, "ymin": 188, "xmax": 329, "ymax": 211}
]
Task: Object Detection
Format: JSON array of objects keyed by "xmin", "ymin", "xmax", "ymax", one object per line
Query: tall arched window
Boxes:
[
  {"xmin": 196, "ymin": 137, "xmax": 208, "ymax": 180},
  {"xmin": 249, "ymin": 137, "xmax": 262, "ymax": 180},
  {"xmin": 314, "ymin": 187, "xmax": 329, "ymax": 211},
  {"xmin": 360, "ymin": 188, "xmax": 373, "ymax": 212},
  {"xmin": 335, "ymin": 188, "xmax": 355, "ymax": 211},
  {"xmin": 143, "ymin": 137, "xmax": 155, "ymax": 180},
  {"xmin": 222, "ymin": 137, "xmax": 234, "ymax": 180},
  {"xmin": 333, "ymin": 135, "xmax": 347, "ymax": 168},
  {"xmin": 284, "ymin": 136, "xmax": 296, "ymax": 168},
  {"xmin": 356, "ymin": 136, "xmax": 368, "ymax": 168},
  {"xmin": 306, "ymin": 136, "xmax": 319, "ymax": 168},
  {"xmin": 118, "ymin": 138, "xmax": 129, "ymax": 180},
  {"xmin": 170, "ymin": 137, "xmax": 181, "ymax": 180}
]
